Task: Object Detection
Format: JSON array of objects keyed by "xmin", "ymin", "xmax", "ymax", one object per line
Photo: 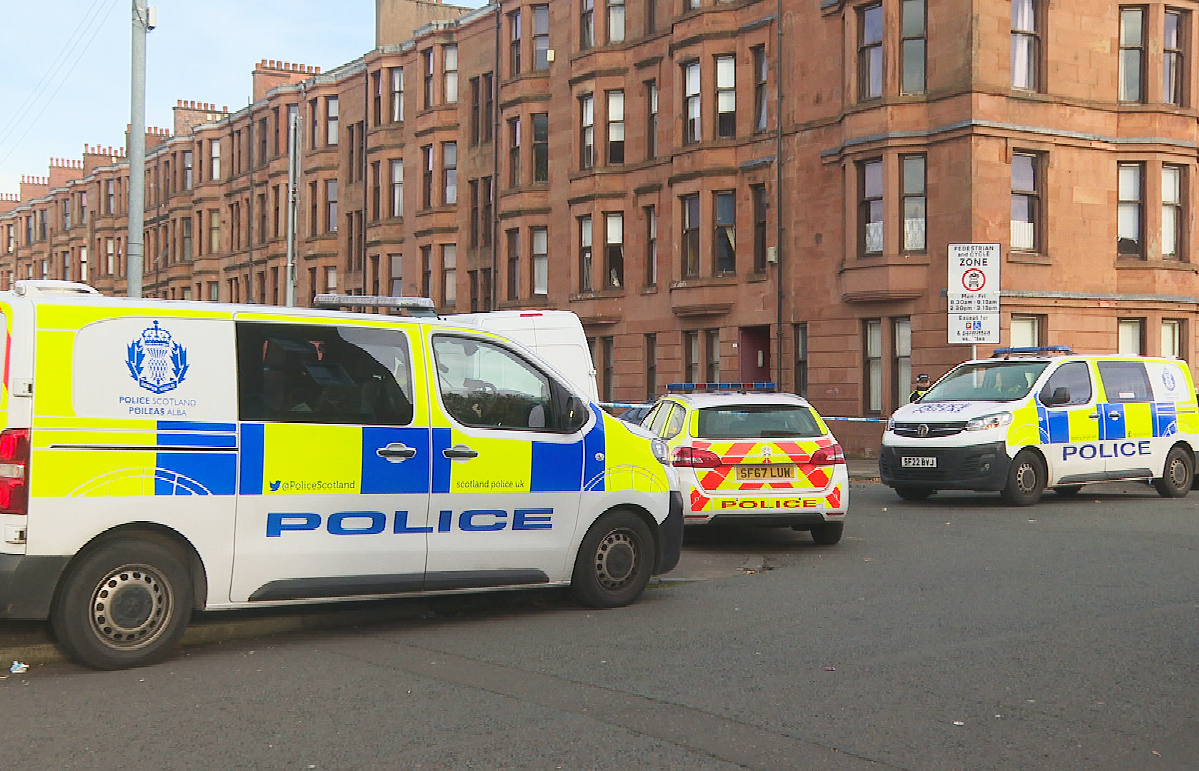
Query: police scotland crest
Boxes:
[{"xmin": 126, "ymin": 320, "xmax": 189, "ymax": 394}]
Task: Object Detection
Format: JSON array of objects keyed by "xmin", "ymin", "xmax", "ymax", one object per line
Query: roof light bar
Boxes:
[
  {"xmin": 313, "ymin": 294, "xmax": 438, "ymax": 317},
  {"xmin": 991, "ymin": 346, "xmax": 1072, "ymax": 357},
  {"xmin": 666, "ymin": 382, "xmax": 777, "ymax": 394}
]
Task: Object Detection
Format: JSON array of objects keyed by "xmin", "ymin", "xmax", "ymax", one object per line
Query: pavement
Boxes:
[{"xmin": 0, "ymin": 458, "xmax": 882, "ymax": 669}]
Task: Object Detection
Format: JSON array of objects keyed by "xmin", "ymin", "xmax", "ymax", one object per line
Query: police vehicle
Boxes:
[
  {"xmin": 880, "ymin": 347, "xmax": 1199, "ymax": 505},
  {"xmin": 640, "ymin": 383, "xmax": 848, "ymax": 544},
  {"xmin": 0, "ymin": 281, "xmax": 682, "ymax": 669}
]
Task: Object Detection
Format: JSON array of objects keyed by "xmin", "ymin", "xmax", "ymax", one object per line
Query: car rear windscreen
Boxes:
[{"xmin": 697, "ymin": 405, "xmax": 823, "ymax": 439}]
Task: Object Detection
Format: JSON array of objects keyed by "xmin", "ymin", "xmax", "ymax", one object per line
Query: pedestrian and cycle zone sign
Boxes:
[{"xmin": 947, "ymin": 243, "xmax": 1000, "ymax": 344}]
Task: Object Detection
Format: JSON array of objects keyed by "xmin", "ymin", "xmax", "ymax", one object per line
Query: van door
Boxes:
[
  {"xmin": 1036, "ymin": 360, "xmax": 1101, "ymax": 485},
  {"xmin": 1095, "ymin": 360, "xmax": 1156, "ymax": 478},
  {"xmin": 229, "ymin": 320, "xmax": 430, "ymax": 603},
  {"xmin": 424, "ymin": 332, "xmax": 588, "ymax": 589}
]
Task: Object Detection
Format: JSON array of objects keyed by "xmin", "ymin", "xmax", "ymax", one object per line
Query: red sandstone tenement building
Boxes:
[{"xmin": 2, "ymin": 0, "xmax": 1199, "ymax": 451}]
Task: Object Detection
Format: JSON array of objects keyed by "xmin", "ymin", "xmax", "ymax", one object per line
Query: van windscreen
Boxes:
[{"xmin": 919, "ymin": 361, "xmax": 1050, "ymax": 403}]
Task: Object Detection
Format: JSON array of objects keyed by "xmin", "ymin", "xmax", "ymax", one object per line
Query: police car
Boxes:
[
  {"xmin": 881, "ymin": 347, "xmax": 1199, "ymax": 505},
  {"xmin": 640, "ymin": 384, "xmax": 848, "ymax": 544},
  {"xmin": 0, "ymin": 281, "xmax": 683, "ymax": 669}
]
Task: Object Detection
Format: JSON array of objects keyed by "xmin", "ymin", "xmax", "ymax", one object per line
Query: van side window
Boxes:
[
  {"xmin": 236, "ymin": 322, "xmax": 414, "ymax": 425},
  {"xmin": 1097, "ymin": 361, "xmax": 1153, "ymax": 403},
  {"xmin": 1039, "ymin": 361, "xmax": 1092, "ymax": 406},
  {"xmin": 646, "ymin": 403, "xmax": 670, "ymax": 435},
  {"xmin": 433, "ymin": 335, "xmax": 561, "ymax": 430}
]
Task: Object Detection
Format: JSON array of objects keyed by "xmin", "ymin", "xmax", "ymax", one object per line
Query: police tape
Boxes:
[
  {"xmin": 822, "ymin": 417, "xmax": 888, "ymax": 423},
  {"xmin": 600, "ymin": 402, "xmax": 644, "ymax": 410}
]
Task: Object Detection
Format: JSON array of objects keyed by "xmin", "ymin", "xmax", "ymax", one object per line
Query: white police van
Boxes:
[
  {"xmin": 0, "ymin": 282, "xmax": 682, "ymax": 669},
  {"xmin": 881, "ymin": 346, "xmax": 1199, "ymax": 505}
]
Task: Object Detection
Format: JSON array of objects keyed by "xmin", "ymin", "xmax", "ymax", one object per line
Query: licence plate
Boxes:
[
  {"xmin": 901, "ymin": 456, "xmax": 937, "ymax": 468},
  {"xmin": 736, "ymin": 464, "xmax": 796, "ymax": 481}
]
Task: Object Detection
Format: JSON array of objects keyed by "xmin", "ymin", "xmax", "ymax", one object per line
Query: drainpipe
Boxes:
[
  {"xmin": 491, "ymin": 5, "xmax": 501, "ymax": 310},
  {"xmin": 774, "ymin": 0, "xmax": 785, "ymax": 387}
]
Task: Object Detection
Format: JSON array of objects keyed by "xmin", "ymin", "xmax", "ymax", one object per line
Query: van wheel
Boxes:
[
  {"xmin": 1053, "ymin": 485, "xmax": 1083, "ymax": 497},
  {"xmin": 809, "ymin": 522, "xmax": 844, "ymax": 545},
  {"xmin": 1001, "ymin": 450, "xmax": 1045, "ymax": 506},
  {"xmin": 1153, "ymin": 446, "xmax": 1193, "ymax": 498},
  {"xmin": 893, "ymin": 486, "xmax": 933, "ymax": 501},
  {"xmin": 50, "ymin": 539, "xmax": 192, "ymax": 670},
  {"xmin": 570, "ymin": 510, "xmax": 653, "ymax": 609}
]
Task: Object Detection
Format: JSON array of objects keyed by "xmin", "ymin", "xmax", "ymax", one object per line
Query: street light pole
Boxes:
[{"xmin": 127, "ymin": 1, "xmax": 155, "ymax": 297}]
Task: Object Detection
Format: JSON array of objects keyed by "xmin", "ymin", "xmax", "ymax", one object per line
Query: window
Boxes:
[
  {"xmin": 1120, "ymin": 7, "xmax": 1145, "ymax": 102},
  {"xmin": 208, "ymin": 208, "xmax": 220, "ymax": 253},
  {"xmin": 683, "ymin": 61, "xmax": 701, "ymax": 144},
  {"xmin": 1162, "ymin": 319, "xmax": 1184, "ymax": 358},
  {"xmin": 236, "ymin": 322, "xmax": 413, "ymax": 426},
  {"xmin": 645, "ymin": 334, "xmax": 657, "ymax": 400},
  {"xmin": 859, "ymin": 4, "xmax": 883, "ymax": 101},
  {"xmin": 684, "ymin": 331, "xmax": 700, "ymax": 382},
  {"xmin": 309, "ymin": 98, "xmax": 319, "ymax": 149},
  {"xmin": 532, "ymin": 226, "xmax": 548, "ymax": 295},
  {"xmin": 902, "ymin": 155, "xmax": 926, "ymax": 252},
  {"xmin": 534, "ymin": 5, "xmax": 550, "ymax": 70},
  {"xmin": 753, "ymin": 47, "xmax": 768, "ymax": 133},
  {"xmin": 607, "ymin": 90, "xmax": 624, "ymax": 164},
  {"xmin": 605, "ymin": 212, "xmax": 624, "ymax": 288},
  {"xmin": 443, "ymin": 45, "xmax": 458, "ymax": 104},
  {"xmin": 390, "ymin": 67, "xmax": 404, "ymax": 122},
  {"xmin": 714, "ymin": 191, "xmax": 735, "ymax": 274},
  {"xmin": 470, "ymin": 180, "xmax": 480, "ymax": 248},
  {"xmin": 470, "ymin": 78, "xmax": 481, "ymax": 145},
  {"xmin": 508, "ymin": 118, "xmax": 522, "ymax": 187},
  {"xmin": 715, "ymin": 55, "xmax": 735, "ymax": 138},
  {"xmin": 370, "ymin": 162, "xmax": 381, "ymax": 221},
  {"xmin": 901, "ymin": 0, "xmax": 926, "ymax": 94},
  {"xmin": 1039, "ymin": 360, "xmax": 1091, "ymax": 406},
  {"xmin": 580, "ymin": 94, "xmax": 595, "ymax": 170},
  {"xmin": 646, "ymin": 0, "xmax": 657, "ymax": 33},
  {"xmin": 390, "ymin": 159, "xmax": 404, "ymax": 218},
  {"xmin": 421, "ymin": 245, "xmax": 432, "ymax": 297},
  {"xmin": 1117, "ymin": 320, "xmax": 1146, "ymax": 356},
  {"xmin": 443, "ymin": 142, "xmax": 457, "ymax": 205},
  {"xmin": 1011, "ymin": 153, "xmax": 1040, "ymax": 251},
  {"xmin": 507, "ymin": 229, "xmax": 520, "ymax": 300},
  {"xmin": 644, "ymin": 205, "xmax": 657, "ymax": 286},
  {"xmin": 1010, "ymin": 315, "xmax": 1043, "ymax": 348},
  {"xmin": 864, "ymin": 319, "xmax": 882, "ymax": 412},
  {"xmin": 533, "ymin": 113, "xmax": 549, "ymax": 182},
  {"xmin": 794, "ymin": 323, "xmax": 808, "ymax": 396},
  {"xmin": 704, "ymin": 329, "xmax": 720, "ymax": 382},
  {"xmin": 1118, "ymin": 162, "xmax": 1144, "ymax": 258},
  {"xmin": 646, "ymin": 80, "xmax": 659, "ymax": 159},
  {"xmin": 482, "ymin": 177, "xmax": 493, "ymax": 247},
  {"xmin": 210, "ymin": 140, "xmax": 222, "ymax": 180},
  {"xmin": 433, "ymin": 335, "xmax": 568, "ymax": 431},
  {"xmin": 579, "ymin": 215, "xmax": 593, "ymax": 292},
  {"xmin": 601, "ymin": 337, "xmax": 614, "ymax": 402},
  {"xmin": 61, "ymin": 199, "xmax": 71, "ymax": 230},
  {"xmin": 892, "ymin": 318, "xmax": 911, "ymax": 409},
  {"xmin": 684, "ymin": 0, "xmax": 700, "ymax": 10},
  {"xmin": 326, "ymin": 96, "xmax": 339, "ymax": 146},
  {"xmin": 422, "ymin": 145, "xmax": 433, "ymax": 209},
  {"xmin": 608, "ymin": 0, "xmax": 625, "ymax": 43},
  {"xmin": 752, "ymin": 184, "xmax": 768, "ymax": 273},
  {"xmin": 860, "ymin": 159, "xmax": 883, "ymax": 255},
  {"xmin": 1165, "ymin": 10, "xmax": 1186, "ymax": 106},
  {"xmin": 182, "ymin": 151, "xmax": 193, "ymax": 190},
  {"xmin": 682, "ymin": 194, "xmax": 700, "ymax": 277},
  {"xmin": 325, "ymin": 180, "xmax": 338, "ymax": 233},
  {"xmin": 105, "ymin": 179, "xmax": 115, "ymax": 214},
  {"xmin": 580, "ymin": 0, "xmax": 594, "ymax": 49},
  {"xmin": 372, "ymin": 71, "xmax": 382, "ymax": 126},
  {"xmin": 441, "ymin": 243, "xmax": 457, "ymax": 306},
  {"xmin": 422, "ymin": 49, "xmax": 434, "ymax": 108},
  {"xmin": 509, "ymin": 10, "xmax": 522, "ymax": 75},
  {"xmin": 482, "ymin": 73, "xmax": 494, "ymax": 143},
  {"xmin": 1163, "ymin": 164, "xmax": 1183, "ymax": 260}
]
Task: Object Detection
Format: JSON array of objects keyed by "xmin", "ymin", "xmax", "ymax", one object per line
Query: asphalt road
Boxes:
[{"xmin": 3, "ymin": 480, "xmax": 1199, "ymax": 770}]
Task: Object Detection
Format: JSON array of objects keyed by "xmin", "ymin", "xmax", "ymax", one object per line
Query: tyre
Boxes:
[
  {"xmin": 809, "ymin": 521, "xmax": 844, "ymax": 546},
  {"xmin": 50, "ymin": 538, "xmax": 193, "ymax": 670},
  {"xmin": 893, "ymin": 485, "xmax": 933, "ymax": 501},
  {"xmin": 1000, "ymin": 450, "xmax": 1045, "ymax": 506},
  {"xmin": 1153, "ymin": 446, "xmax": 1194, "ymax": 498},
  {"xmin": 1053, "ymin": 485, "xmax": 1083, "ymax": 497},
  {"xmin": 570, "ymin": 510, "xmax": 654, "ymax": 608}
]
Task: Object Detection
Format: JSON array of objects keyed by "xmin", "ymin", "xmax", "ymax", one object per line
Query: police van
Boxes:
[
  {"xmin": 0, "ymin": 281, "xmax": 682, "ymax": 669},
  {"xmin": 880, "ymin": 347, "xmax": 1199, "ymax": 505}
]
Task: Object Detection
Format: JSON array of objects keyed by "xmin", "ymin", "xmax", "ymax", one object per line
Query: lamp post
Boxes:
[{"xmin": 127, "ymin": 1, "xmax": 155, "ymax": 297}]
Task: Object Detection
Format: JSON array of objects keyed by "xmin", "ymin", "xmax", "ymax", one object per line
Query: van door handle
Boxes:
[
  {"xmin": 443, "ymin": 444, "xmax": 479, "ymax": 459},
  {"xmin": 376, "ymin": 443, "xmax": 417, "ymax": 461},
  {"xmin": 1088, "ymin": 413, "xmax": 1099, "ymax": 419}
]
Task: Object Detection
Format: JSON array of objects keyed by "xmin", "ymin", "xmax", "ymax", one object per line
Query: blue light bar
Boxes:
[
  {"xmin": 991, "ymin": 346, "xmax": 1072, "ymax": 357},
  {"xmin": 666, "ymin": 382, "xmax": 777, "ymax": 393}
]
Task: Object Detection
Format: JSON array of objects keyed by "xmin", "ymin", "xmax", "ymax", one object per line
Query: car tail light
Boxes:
[
  {"xmin": 0, "ymin": 429, "xmax": 29, "ymax": 515},
  {"xmin": 672, "ymin": 446, "xmax": 723, "ymax": 468},
  {"xmin": 810, "ymin": 443, "xmax": 846, "ymax": 465}
]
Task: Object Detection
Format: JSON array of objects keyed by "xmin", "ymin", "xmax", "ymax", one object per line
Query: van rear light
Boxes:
[
  {"xmin": 0, "ymin": 429, "xmax": 30, "ymax": 515},
  {"xmin": 810, "ymin": 443, "xmax": 846, "ymax": 465},
  {"xmin": 672, "ymin": 446, "xmax": 723, "ymax": 468}
]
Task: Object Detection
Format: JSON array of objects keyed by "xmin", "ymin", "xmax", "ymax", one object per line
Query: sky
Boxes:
[{"xmin": 0, "ymin": 0, "xmax": 483, "ymax": 198}]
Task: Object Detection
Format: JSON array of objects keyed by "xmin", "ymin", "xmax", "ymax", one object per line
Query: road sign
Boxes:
[{"xmin": 947, "ymin": 243, "xmax": 1000, "ymax": 344}]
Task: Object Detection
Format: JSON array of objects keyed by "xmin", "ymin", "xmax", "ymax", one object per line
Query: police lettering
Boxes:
[
  {"xmin": 1061, "ymin": 440, "xmax": 1151, "ymax": 461},
  {"xmin": 718, "ymin": 498, "xmax": 821, "ymax": 509},
  {"xmin": 266, "ymin": 508, "xmax": 553, "ymax": 537}
]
